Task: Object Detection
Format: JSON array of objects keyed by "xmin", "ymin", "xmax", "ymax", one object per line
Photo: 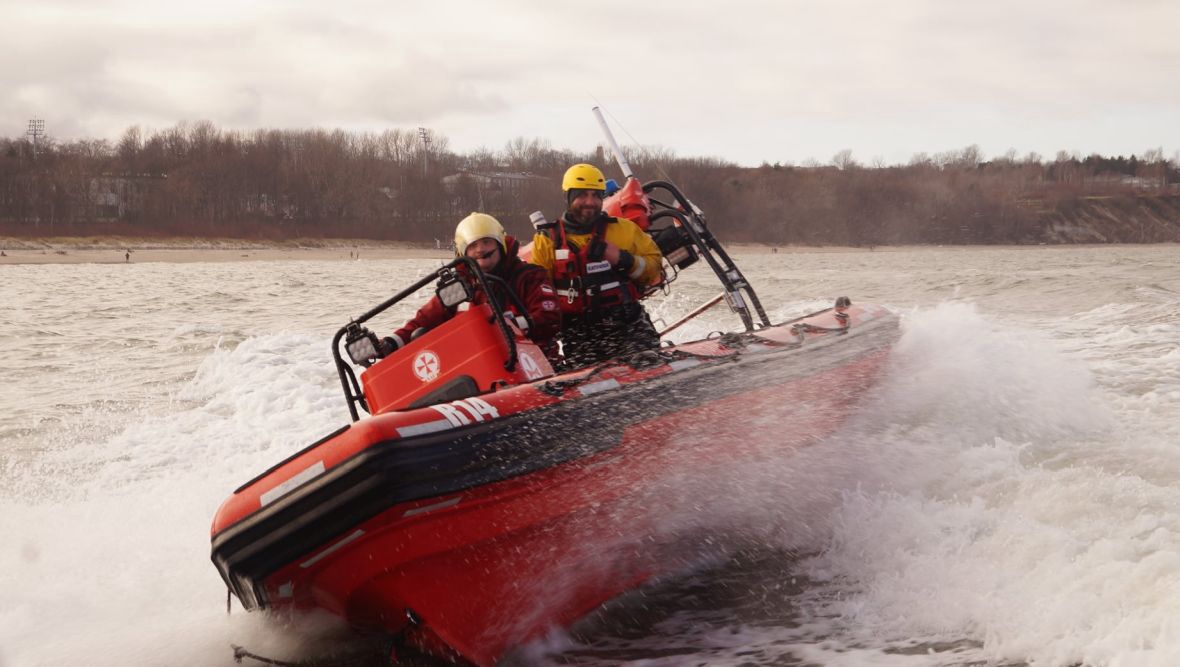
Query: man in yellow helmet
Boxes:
[
  {"xmin": 530, "ymin": 163, "xmax": 663, "ymax": 367},
  {"xmin": 389, "ymin": 213, "xmax": 561, "ymax": 359}
]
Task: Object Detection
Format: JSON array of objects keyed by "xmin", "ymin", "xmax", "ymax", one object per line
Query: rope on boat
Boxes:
[
  {"xmin": 540, "ymin": 349, "xmax": 696, "ymax": 396},
  {"xmin": 543, "ymin": 325, "xmax": 813, "ymax": 399},
  {"xmin": 789, "ymin": 322, "xmax": 849, "ymax": 335},
  {"xmin": 540, "ymin": 361, "xmax": 613, "ymax": 396}
]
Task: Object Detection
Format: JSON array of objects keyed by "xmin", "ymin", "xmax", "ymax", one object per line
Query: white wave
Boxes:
[
  {"xmin": 0, "ymin": 333, "xmax": 351, "ymax": 667},
  {"xmin": 793, "ymin": 302, "xmax": 1180, "ymax": 665}
]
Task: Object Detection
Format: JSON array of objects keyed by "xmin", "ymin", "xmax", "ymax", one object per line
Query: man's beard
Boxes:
[{"xmin": 568, "ymin": 203, "xmax": 600, "ymax": 226}]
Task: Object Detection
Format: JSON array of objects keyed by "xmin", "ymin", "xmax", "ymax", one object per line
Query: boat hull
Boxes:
[{"xmin": 211, "ymin": 304, "xmax": 898, "ymax": 665}]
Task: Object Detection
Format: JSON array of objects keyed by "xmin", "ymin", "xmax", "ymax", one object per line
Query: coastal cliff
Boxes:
[{"xmin": 1037, "ymin": 195, "xmax": 1180, "ymax": 243}]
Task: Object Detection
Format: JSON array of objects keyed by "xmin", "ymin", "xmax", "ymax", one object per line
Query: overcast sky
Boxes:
[{"xmin": 3, "ymin": 0, "xmax": 1178, "ymax": 167}]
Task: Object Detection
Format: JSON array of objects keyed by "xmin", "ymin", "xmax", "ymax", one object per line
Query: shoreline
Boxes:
[
  {"xmin": 2, "ymin": 236, "xmax": 1174, "ymax": 265},
  {"xmin": 0, "ymin": 237, "xmax": 454, "ymax": 264},
  {"xmin": 0, "ymin": 236, "xmax": 825, "ymax": 265}
]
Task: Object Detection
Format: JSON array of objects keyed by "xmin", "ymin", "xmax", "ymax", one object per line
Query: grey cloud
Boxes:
[{"xmin": 3, "ymin": 0, "xmax": 1177, "ymax": 164}]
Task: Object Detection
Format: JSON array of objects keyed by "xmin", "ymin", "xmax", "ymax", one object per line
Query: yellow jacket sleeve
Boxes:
[
  {"xmin": 607, "ymin": 217, "xmax": 663, "ymax": 287},
  {"xmin": 529, "ymin": 232, "xmax": 555, "ymax": 274}
]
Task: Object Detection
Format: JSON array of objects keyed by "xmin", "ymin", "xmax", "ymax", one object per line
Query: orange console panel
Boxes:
[{"xmin": 361, "ymin": 304, "xmax": 553, "ymax": 414}]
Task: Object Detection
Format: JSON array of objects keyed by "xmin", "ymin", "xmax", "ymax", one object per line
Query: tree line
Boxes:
[{"xmin": 1, "ymin": 121, "xmax": 1177, "ymax": 244}]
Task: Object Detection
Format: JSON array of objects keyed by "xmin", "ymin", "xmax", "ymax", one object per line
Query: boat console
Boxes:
[
  {"xmin": 332, "ymin": 257, "xmax": 552, "ymax": 421},
  {"xmin": 361, "ymin": 303, "xmax": 553, "ymax": 415}
]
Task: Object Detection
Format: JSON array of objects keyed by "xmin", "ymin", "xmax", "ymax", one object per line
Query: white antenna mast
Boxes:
[{"xmin": 591, "ymin": 107, "xmax": 634, "ymax": 180}]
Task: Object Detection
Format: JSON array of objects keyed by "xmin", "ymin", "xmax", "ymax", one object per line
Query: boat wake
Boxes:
[{"xmin": 519, "ymin": 301, "xmax": 1123, "ymax": 666}]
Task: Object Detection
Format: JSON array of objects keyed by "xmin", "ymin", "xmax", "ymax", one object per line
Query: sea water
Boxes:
[{"xmin": 1, "ymin": 245, "xmax": 1178, "ymax": 666}]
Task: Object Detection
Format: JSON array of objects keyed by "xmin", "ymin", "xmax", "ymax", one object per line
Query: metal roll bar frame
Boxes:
[
  {"xmin": 331, "ymin": 257, "xmax": 530, "ymax": 421},
  {"xmin": 642, "ymin": 180, "xmax": 771, "ymax": 332}
]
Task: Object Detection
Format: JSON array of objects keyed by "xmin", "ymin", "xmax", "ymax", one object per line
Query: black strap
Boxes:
[
  {"xmin": 584, "ymin": 215, "xmax": 613, "ymax": 311},
  {"xmin": 586, "ymin": 215, "xmax": 609, "ymax": 261}
]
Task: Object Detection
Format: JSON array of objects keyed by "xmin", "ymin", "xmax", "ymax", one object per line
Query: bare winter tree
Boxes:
[{"xmin": 1, "ymin": 122, "xmax": 1177, "ymax": 243}]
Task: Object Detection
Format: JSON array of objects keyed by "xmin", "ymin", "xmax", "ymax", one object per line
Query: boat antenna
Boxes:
[
  {"xmin": 591, "ymin": 106, "xmax": 634, "ymax": 180},
  {"xmin": 592, "ymin": 105, "xmax": 703, "ymax": 216},
  {"xmin": 590, "ymin": 103, "xmax": 677, "ymax": 186}
]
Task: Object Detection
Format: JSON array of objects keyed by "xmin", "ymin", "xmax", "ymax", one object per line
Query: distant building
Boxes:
[
  {"xmin": 440, "ymin": 170, "xmax": 550, "ymax": 213},
  {"xmin": 441, "ymin": 170, "xmax": 549, "ymax": 194},
  {"xmin": 88, "ymin": 173, "xmax": 165, "ymax": 220},
  {"xmin": 1089, "ymin": 174, "xmax": 1168, "ymax": 191}
]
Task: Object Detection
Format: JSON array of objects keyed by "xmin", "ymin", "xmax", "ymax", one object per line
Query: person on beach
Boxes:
[
  {"xmin": 386, "ymin": 213, "xmax": 561, "ymax": 360},
  {"xmin": 529, "ymin": 163, "xmax": 663, "ymax": 368}
]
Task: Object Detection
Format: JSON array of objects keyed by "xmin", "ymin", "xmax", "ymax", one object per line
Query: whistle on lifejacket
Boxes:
[{"xmin": 554, "ymin": 248, "xmax": 575, "ymax": 278}]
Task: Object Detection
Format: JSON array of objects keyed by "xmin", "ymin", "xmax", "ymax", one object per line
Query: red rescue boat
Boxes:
[{"xmin": 211, "ymin": 116, "xmax": 900, "ymax": 666}]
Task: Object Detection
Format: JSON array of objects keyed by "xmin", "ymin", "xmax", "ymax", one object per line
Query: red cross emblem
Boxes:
[{"xmin": 413, "ymin": 351, "xmax": 441, "ymax": 382}]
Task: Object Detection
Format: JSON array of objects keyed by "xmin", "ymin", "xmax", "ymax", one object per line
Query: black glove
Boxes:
[
  {"xmin": 615, "ymin": 249, "xmax": 635, "ymax": 275},
  {"xmin": 377, "ymin": 336, "xmax": 400, "ymax": 357}
]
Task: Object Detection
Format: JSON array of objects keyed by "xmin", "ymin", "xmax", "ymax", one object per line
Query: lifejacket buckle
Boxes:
[{"xmin": 566, "ymin": 278, "xmax": 582, "ymax": 304}]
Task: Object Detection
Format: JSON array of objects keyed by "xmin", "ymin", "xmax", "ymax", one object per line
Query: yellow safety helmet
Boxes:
[
  {"xmin": 453, "ymin": 212, "xmax": 506, "ymax": 257},
  {"xmin": 561, "ymin": 163, "xmax": 606, "ymax": 192}
]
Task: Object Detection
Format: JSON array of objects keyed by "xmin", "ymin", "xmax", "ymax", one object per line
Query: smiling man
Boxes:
[{"xmin": 530, "ymin": 163, "xmax": 663, "ymax": 368}]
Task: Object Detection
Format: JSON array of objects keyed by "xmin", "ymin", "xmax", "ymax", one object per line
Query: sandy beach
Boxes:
[
  {"xmin": 0, "ymin": 237, "xmax": 824, "ymax": 265},
  {"xmin": 0, "ymin": 237, "xmax": 456, "ymax": 265},
  {"xmin": 4, "ymin": 237, "xmax": 1148, "ymax": 265}
]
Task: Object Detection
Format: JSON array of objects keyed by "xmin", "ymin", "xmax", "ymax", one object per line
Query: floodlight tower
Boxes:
[
  {"xmin": 27, "ymin": 119, "xmax": 45, "ymax": 159},
  {"xmin": 418, "ymin": 127, "xmax": 432, "ymax": 178}
]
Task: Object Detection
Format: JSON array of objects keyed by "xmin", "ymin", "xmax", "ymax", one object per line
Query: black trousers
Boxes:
[{"xmin": 559, "ymin": 303, "xmax": 661, "ymax": 369}]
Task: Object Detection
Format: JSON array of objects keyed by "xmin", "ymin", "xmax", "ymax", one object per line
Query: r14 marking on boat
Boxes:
[{"xmin": 430, "ymin": 397, "xmax": 500, "ymax": 427}]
